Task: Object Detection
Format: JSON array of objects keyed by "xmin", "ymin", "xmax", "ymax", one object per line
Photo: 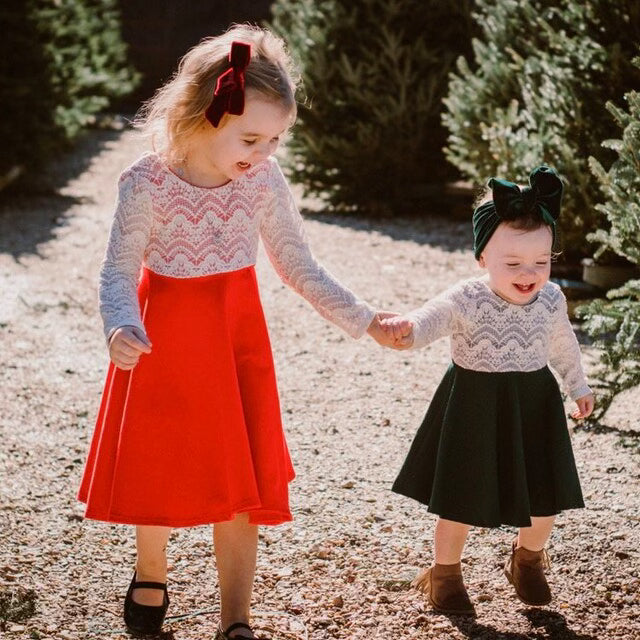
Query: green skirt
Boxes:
[{"xmin": 392, "ymin": 362, "xmax": 584, "ymax": 528}]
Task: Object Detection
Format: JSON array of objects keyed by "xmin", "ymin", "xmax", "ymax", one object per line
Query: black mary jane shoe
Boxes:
[
  {"xmin": 215, "ymin": 622, "xmax": 259, "ymax": 640},
  {"xmin": 123, "ymin": 571, "xmax": 169, "ymax": 636}
]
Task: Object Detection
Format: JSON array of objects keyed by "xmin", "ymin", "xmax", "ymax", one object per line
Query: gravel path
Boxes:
[{"xmin": 1, "ymin": 129, "xmax": 638, "ymax": 640}]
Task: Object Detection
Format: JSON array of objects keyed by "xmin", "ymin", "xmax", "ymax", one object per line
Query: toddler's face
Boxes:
[
  {"xmin": 192, "ymin": 91, "xmax": 293, "ymax": 183},
  {"xmin": 478, "ymin": 223, "xmax": 553, "ymax": 305}
]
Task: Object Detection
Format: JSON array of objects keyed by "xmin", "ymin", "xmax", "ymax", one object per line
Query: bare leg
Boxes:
[
  {"xmin": 411, "ymin": 517, "xmax": 475, "ymax": 615},
  {"xmin": 134, "ymin": 525, "xmax": 171, "ymax": 606},
  {"xmin": 506, "ymin": 515, "xmax": 556, "ymax": 605},
  {"xmin": 214, "ymin": 513, "xmax": 258, "ymax": 638},
  {"xmin": 518, "ymin": 515, "xmax": 555, "ymax": 551},
  {"xmin": 434, "ymin": 517, "xmax": 471, "ymax": 564}
]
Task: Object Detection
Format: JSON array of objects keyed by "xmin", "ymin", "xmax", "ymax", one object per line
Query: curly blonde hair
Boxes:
[{"xmin": 136, "ymin": 24, "xmax": 299, "ymax": 164}]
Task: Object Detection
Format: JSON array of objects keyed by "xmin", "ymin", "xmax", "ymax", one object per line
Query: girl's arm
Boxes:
[
  {"xmin": 99, "ymin": 168, "xmax": 153, "ymax": 342},
  {"xmin": 259, "ymin": 160, "xmax": 375, "ymax": 339},
  {"xmin": 548, "ymin": 291, "xmax": 592, "ymax": 401}
]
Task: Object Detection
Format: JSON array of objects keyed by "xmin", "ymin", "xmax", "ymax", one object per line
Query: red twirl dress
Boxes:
[{"xmin": 78, "ymin": 153, "xmax": 374, "ymax": 527}]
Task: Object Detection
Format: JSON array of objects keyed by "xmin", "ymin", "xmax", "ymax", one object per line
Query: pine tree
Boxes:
[
  {"xmin": 576, "ymin": 58, "xmax": 640, "ymax": 423},
  {"xmin": 270, "ymin": 0, "xmax": 475, "ymax": 214},
  {"xmin": 0, "ymin": 0, "xmax": 139, "ymax": 179},
  {"xmin": 443, "ymin": 0, "xmax": 640, "ymax": 261}
]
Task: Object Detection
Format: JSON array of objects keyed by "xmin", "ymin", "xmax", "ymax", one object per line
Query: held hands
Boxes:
[
  {"xmin": 367, "ymin": 312, "xmax": 414, "ymax": 349},
  {"xmin": 108, "ymin": 325, "xmax": 152, "ymax": 370},
  {"xmin": 571, "ymin": 393, "xmax": 595, "ymax": 420}
]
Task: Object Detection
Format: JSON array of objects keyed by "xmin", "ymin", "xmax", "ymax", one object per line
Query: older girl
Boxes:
[{"xmin": 78, "ymin": 24, "xmax": 390, "ymax": 639}]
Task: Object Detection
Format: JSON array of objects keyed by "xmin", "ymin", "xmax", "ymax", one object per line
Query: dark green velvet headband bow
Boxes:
[{"xmin": 472, "ymin": 165, "xmax": 563, "ymax": 259}]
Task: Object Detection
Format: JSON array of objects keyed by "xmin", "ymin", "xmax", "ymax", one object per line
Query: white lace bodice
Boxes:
[
  {"xmin": 99, "ymin": 153, "xmax": 375, "ymax": 340},
  {"xmin": 406, "ymin": 278, "xmax": 591, "ymax": 400}
]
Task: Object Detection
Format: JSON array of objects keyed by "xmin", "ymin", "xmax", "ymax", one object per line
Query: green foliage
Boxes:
[
  {"xmin": 270, "ymin": 0, "xmax": 475, "ymax": 213},
  {"xmin": 443, "ymin": 0, "xmax": 640, "ymax": 261},
  {"xmin": 577, "ymin": 58, "xmax": 640, "ymax": 422},
  {"xmin": 0, "ymin": 0, "xmax": 139, "ymax": 176},
  {"xmin": 587, "ymin": 80, "xmax": 640, "ymax": 265},
  {"xmin": 578, "ymin": 282, "xmax": 640, "ymax": 423}
]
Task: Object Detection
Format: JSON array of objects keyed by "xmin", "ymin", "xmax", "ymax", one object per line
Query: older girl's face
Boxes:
[
  {"xmin": 478, "ymin": 223, "xmax": 553, "ymax": 305},
  {"xmin": 189, "ymin": 91, "xmax": 293, "ymax": 186}
]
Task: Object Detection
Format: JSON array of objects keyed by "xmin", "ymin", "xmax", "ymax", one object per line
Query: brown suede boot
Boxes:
[
  {"xmin": 504, "ymin": 541, "xmax": 552, "ymax": 606},
  {"xmin": 412, "ymin": 562, "xmax": 475, "ymax": 616}
]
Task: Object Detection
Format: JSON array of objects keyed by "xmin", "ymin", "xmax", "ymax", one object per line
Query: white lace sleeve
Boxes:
[
  {"xmin": 99, "ymin": 168, "xmax": 153, "ymax": 341},
  {"xmin": 406, "ymin": 289, "xmax": 456, "ymax": 349},
  {"xmin": 259, "ymin": 161, "xmax": 375, "ymax": 339},
  {"xmin": 548, "ymin": 291, "xmax": 591, "ymax": 400}
]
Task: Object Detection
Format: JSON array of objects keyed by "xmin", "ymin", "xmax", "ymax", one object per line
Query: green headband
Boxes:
[{"xmin": 472, "ymin": 165, "xmax": 563, "ymax": 259}]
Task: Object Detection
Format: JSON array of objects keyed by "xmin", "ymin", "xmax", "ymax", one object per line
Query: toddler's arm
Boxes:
[
  {"xmin": 571, "ymin": 393, "xmax": 595, "ymax": 420},
  {"xmin": 548, "ymin": 290, "xmax": 593, "ymax": 407},
  {"xmin": 379, "ymin": 315, "xmax": 415, "ymax": 349},
  {"xmin": 389, "ymin": 291, "xmax": 456, "ymax": 350}
]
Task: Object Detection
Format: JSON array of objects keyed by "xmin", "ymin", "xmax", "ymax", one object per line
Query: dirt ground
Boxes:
[{"xmin": 0, "ymin": 128, "xmax": 638, "ymax": 640}]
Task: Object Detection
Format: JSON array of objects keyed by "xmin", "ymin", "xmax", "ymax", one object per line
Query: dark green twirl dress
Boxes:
[{"xmin": 392, "ymin": 278, "xmax": 589, "ymax": 528}]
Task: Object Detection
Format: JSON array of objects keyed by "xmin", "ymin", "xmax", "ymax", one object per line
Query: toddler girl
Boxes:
[
  {"xmin": 78, "ymin": 24, "xmax": 391, "ymax": 639},
  {"xmin": 382, "ymin": 166, "xmax": 594, "ymax": 616}
]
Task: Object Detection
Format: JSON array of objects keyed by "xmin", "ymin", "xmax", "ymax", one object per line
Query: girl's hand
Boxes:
[
  {"xmin": 108, "ymin": 325, "xmax": 152, "ymax": 370},
  {"xmin": 380, "ymin": 316, "xmax": 414, "ymax": 350},
  {"xmin": 367, "ymin": 312, "xmax": 413, "ymax": 349},
  {"xmin": 571, "ymin": 393, "xmax": 595, "ymax": 420},
  {"xmin": 368, "ymin": 312, "xmax": 399, "ymax": 347}
]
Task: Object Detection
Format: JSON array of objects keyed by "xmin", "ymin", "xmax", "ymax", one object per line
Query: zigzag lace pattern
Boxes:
[
  {"xmin": 99, "ymin": 154, "xmax": 374, "ymax": 340},
  {"xmin": 408, "ymin": 279, "xmax": 590, "ymax": 399}
]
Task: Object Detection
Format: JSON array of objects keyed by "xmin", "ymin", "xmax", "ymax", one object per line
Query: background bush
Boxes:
[
  {"xmin": 443, "ymin": 0, "xmax": 640, "ymax": 262},
  {"xmin": 577, "ymin": 57, "xmax": 640, "ymax": 422},
  {"xmin": 270, "ymin": 0, "xmax": 475, "ymax": 214},
  {"xmin": 0, "ymin": 0, "xmax": 139, "ymax": 179}
]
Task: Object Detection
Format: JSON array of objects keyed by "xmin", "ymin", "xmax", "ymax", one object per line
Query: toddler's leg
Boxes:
[
  {"xmin": 213, "ymin": 513, "xmax": 259, "ymax": 636},
  {"xmin": 505, "ymin": 515, "xmax": 555, "ymax": 606},
  {"xmin": 413, "ymin": 518, "xmax": 475, "ymax": 616},
  {"xmin": 134, "ymin": 525, "xmax": 171, "ymax": 606},
  {"xmin": 518, "ymin": 515, "xmax": 555, "ymax": 551},
  {"xmin": 434, "ymin": 517, "xmax": 471, "ymax": 563}
]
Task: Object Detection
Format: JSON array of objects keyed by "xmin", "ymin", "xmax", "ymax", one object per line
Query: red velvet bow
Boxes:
[{"xmin": 205, "ymin": 41, "xmax": 252, "ymax": 127}]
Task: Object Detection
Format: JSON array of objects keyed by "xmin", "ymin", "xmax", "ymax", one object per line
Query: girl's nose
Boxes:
[{"xmin": 252, "ymin": 140, "xmax": 278, "ymax": 161}]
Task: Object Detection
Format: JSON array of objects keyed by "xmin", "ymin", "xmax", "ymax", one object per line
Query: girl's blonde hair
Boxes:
[{"xmin": 136, "ymin": 24, "xmax": 299, "ymax": 163}]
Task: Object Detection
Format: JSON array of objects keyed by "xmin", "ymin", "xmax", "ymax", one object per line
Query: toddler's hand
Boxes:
[
  {"xmin": 368, "ymin": 312, "xmax": 396, "ymax": 347},
  {"xmin": 571, "ymin": 393, "xmax": 594, "ymax": 420},
  {"xmin": 109, "ymin": 325, "xmax": 152, "ymax": 370},
  {"xmin": 380, "ymin": 315, "xmax": 414, "ymax": 349}
]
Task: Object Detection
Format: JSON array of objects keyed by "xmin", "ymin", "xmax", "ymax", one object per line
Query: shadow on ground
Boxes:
[
  {"xmin": 0, "ymin": 129, "xmax": 124, "ymax": 259},
  {"xmin": 440, "ymin": 608, "xmax": 598, "ymax": 639},
  {"xmin": 301, "ymin": 209, "xmax": 474, "ymax": 253}
]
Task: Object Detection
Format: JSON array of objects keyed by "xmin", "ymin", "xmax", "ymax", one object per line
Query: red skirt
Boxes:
[{"xmin": 78, "ymin": 266, "xmax": 295, "ymax": 527}]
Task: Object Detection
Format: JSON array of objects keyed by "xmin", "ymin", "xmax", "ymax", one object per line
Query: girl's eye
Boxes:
[
  {"xmin": 242, "ymin": 140, "xmax": 257, "ymax": 146},
  {"xmin": 536, "ymin": 261, "xmax": 549, "ymax": 266},
  {"xmin": 506, "ymin": 264, "xmax": 520, "ymax": 268}
]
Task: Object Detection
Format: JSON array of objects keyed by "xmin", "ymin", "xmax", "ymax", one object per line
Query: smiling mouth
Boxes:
[
  {"xmin": 513, "ymin": 283, "xmax": 535, "ymax": 293},
  {"xmin": 237, "ymin": 161, "xmax": 251, "ymax": 170}
]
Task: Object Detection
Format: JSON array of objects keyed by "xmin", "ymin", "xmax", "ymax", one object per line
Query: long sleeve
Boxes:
[
  {"xmin": 99, "ymin": 168, "xmax": 153, "ymax": 341},
  {"xmin": 406, "ymin": 290, "xmax": 456, "ymax": 349},
  {"xmin": 548, "ymin": 292, "xmax": 591, "ymax": 400},
  {"xmin": 259, "ymin": 161, "xmax": 375, "ymax": 339}
]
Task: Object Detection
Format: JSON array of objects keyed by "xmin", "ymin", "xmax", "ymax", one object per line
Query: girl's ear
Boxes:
[{"xmin": 477, "ymin": 255, "xmax": 486, "ymax": 268}]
